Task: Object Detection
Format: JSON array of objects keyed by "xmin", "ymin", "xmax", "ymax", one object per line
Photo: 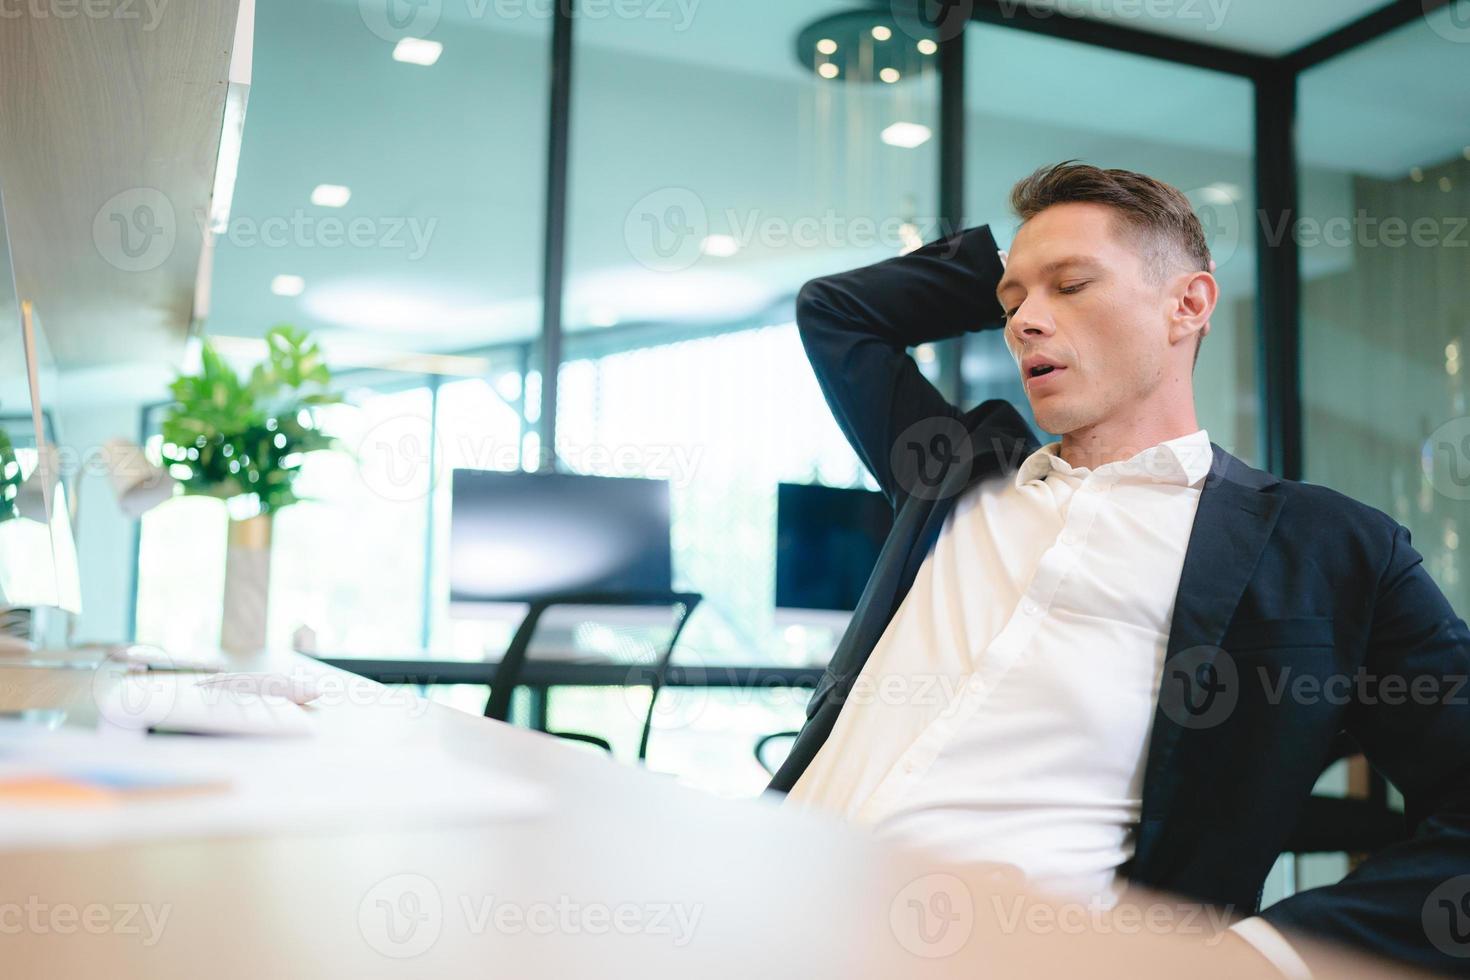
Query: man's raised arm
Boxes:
[{"xmin": 795, "ymin": 225, "xmax": 1009, "ymax": 510}]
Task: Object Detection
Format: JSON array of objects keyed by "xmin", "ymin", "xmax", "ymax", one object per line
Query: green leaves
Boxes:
[
  {"xmin": 0, "ymin": 428, "xmax": 21, "ymax": 524},
  {"xmin": 160, "ymin": 325, "xmax": 344, "ymax": 516}
]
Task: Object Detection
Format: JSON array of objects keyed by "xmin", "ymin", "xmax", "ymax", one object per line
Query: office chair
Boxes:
[
  {"xmin": 754, "ymin": 730, "xmax": 801, "ymax": 776},
  {"xmin": 483, "ymin": 590, "xmax": 702, "ymax": 760}
]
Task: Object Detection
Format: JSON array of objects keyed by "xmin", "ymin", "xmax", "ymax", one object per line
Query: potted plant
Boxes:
[
  {"xmin": 159, "ymin": 325, "xmax": 341, "ymax": 654},
  {"xmin": 0, "ymin": 428, "xmax": 20, "ymax": 523}
]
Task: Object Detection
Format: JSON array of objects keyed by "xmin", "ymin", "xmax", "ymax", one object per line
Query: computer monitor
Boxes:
[
  {"xmin": 448, "ymin": 470, "xmax": 673, "ymax": 606},
  {"xmin": 0, "ymin": 179, "xmax": 83, "ymax": 642},
  {"xmin": 775, "ymin": 482, "xmax": 892, "ymax": 615}
]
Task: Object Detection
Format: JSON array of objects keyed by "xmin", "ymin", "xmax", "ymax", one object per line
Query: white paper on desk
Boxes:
[{"xmin": 0, "ymin": 728, "xmax": 549, "ymax": 851}]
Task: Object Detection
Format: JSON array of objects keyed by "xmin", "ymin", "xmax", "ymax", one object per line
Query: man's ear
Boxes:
[{"xmin": 1169, "ymin": 270, "xmax": 1217, "ymax": 347}]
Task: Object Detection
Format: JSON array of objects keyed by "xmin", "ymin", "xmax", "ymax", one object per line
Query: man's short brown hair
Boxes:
[{"xmin": 1009, "ymin": 161, "xmax": 1212, "ymax": 364}]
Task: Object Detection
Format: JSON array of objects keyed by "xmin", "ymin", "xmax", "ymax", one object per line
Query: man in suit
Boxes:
[{"xmin": 768, "ymin": 161, "xmax": 1470, "ymax": 974}]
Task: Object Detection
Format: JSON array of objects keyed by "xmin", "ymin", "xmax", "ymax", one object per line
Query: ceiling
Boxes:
[
  {"xmin": 24, "ymin": 0, "xmax": 1462, "ymax": 390},
  {"xmin": 1006, "ymin": 0, "xmax": 1390, "ymax": 55},
  {"xmin": 0, "ymin": 2, "xmax": 240, "ymax": 374}
]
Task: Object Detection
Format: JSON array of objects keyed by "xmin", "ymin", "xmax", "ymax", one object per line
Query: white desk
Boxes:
[{"xmin": 0, "ymin": 652, "xmax": 1416, "ymax": 978}]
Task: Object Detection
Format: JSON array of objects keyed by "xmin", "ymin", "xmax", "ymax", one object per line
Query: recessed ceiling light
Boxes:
[
  {"xmin": 1410, "ymin": 167, "xmax": 1424, "ymax": 182},
  {"xmin": 818, "ymin": 62, "xmax": 839, "ymax": 79},
  {"xmin": 881, "ymin": 121, "xmax": 931, "ymax": 148},
  {"xmin": 917, "ymin": 39, "xmax": 938, "ymax": 55},
  {"xmin": 816, "ymin": 38, "xmax": 837, "ymax": 55},
  {"xmin": 311, "ymin": 184, "xmax": 351, "ymax": 208},
  {"xmin": 871, "ymin": 25, "xmax": 891, "ymax": 41},
  {"xmin": 700, "ymin": 234, "xmax": 740, "ymax": 258},
  {"xmin": 393, "ymin": 38, "xmax": 442, "ymax": 66},
  {"xmin": 271, "ymin": 275, "xmax": 305, "ymax": 297},
  {"xmin": 1440, "ymin": 176, "xmax": 1453, "ymax": 192},
  {"xmin": 880, "ymin": 67, "xmax": 901, "ymax": 83}
]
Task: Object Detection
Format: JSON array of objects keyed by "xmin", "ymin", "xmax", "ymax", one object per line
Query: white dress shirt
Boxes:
[{"xmin": 786, "ymin": 428, "xmax": 1310, "ymax": 977}]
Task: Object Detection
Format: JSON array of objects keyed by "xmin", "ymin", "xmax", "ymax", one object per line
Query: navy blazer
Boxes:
[{"xmin": 767, "ymin": 224, "xmax": 1470, "ymax": 973}]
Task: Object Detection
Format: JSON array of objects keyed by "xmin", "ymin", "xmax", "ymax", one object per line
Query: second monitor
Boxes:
[{"xmin": 449, "ymin": 469, "xmax": 673, "ymax": 605}]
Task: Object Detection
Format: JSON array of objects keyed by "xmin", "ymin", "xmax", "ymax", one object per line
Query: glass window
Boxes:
[
  {"xmin": 963, "ymin": 24, "xmax": 1260, "ymax": 462},
  {"xmin": 135, "ymin": 479, "xmax": 229, "ymax": 656},
  {"xmin": 1299, "ymin": 11, "xmax": 1470, "ymax": 645},
  {"xmin": 266, "ymin": 384, "xmax": 434, "ymax": 655},
  {"xmin": 558, "ymin": 3, "xmax": 933, "ymax": 667},
  {"xmin": 428, "ymin": 367, "xmax": 532, "ymax": 657},
  {"xmin": 556, "ymin": 325, "xmax": 865, "ymax": 666}
]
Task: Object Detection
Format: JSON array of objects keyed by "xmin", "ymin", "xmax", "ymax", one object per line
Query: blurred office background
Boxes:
[{"xmin": 8, "ymin": 0, "xmax": 1467, "ymax": 876}]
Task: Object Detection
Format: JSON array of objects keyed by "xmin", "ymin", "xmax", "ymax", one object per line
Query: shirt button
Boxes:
[
  {"xmin": 903, "ymin": 760, "xmax": 918, "ymax": 774},
  {"xmin": 1059, "ymin": 530, "xmax": 1079, "ymax": 547},
  {"xmin": 1022, "ymin": 600, "xmax": 1042, "ymax": 616}
]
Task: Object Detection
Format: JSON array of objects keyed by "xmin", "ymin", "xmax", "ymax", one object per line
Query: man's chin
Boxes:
[{"xmin": 1029, "ymin": 400, "xmax": 1089, "ymax": 437}]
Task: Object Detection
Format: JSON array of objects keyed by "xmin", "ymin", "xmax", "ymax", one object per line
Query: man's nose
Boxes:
[{"xmin": 1007, "ymin": 303, "xmax": 1055, "ymax": 345}]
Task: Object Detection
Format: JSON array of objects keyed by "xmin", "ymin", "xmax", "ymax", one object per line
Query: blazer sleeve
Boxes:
[
  {"xmin": 794, "ymin": 225, "xmax": 1009, "ymax": 510},
  {"xmin": 1259, "ymin": 520, "xmax": 1470, "ymax": 973}
]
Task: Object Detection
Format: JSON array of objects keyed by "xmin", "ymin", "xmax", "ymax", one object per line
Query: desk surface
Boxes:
[{"xmin": 0, "ymin": 653, "xmax": 1412, "ymax": 978}]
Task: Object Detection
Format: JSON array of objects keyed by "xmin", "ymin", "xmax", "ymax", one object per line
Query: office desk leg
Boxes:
[{"xmin": 528, "ymin": 686, "xmax": 549, "ymax": 732}]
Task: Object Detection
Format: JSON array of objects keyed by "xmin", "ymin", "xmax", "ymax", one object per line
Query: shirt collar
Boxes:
[{"xmin": 1014, "ymin": 428, "xmax": 1213, "ymax": 489}]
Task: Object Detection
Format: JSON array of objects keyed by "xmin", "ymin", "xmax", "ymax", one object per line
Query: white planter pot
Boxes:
[{"xmin": 220, "ymin": 513, "xmax": 272, "ymax": 656}]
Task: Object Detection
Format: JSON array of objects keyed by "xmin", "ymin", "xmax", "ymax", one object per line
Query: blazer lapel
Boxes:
[{"xmin": 1132, "ymin": 444, "xmax": 1284, "ymax": 874}]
